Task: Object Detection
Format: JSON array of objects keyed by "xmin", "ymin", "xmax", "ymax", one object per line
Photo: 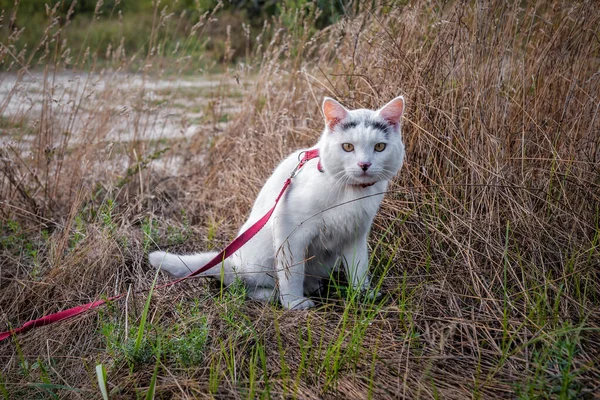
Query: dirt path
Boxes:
[
  {"xmin": 0, "ymin": 71, "xmax": 245, "ymax": 144},
  {"xmin": 0, "ymin": 70, "xmax": 249, "ymax": 176}
]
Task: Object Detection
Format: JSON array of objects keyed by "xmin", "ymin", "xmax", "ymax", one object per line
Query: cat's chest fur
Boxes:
[
  {"xmin": 271, "ymin": 158, "xmax": 386, "ymax": 250},
  {"xmin": 310, "ymin": 198, "xmax": 379, "ymax": 251},
  {"xmin": 305, "ymin": 180, "xmax": 383, "ymax": 249}
]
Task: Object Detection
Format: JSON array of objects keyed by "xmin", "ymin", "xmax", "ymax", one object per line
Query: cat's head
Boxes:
[{"xmin": 319, "ymin": 96, "xmax": 406, "ymax": 188}]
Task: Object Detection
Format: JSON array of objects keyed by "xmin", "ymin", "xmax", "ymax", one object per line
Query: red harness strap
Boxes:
[{"xmin": 0, "ymin": 150, "xmax": 322, "ymax": 342}]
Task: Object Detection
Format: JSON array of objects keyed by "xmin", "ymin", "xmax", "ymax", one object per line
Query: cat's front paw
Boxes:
[{"xmin": 282, "ymin": 297, "xmax": 315, "ymax": 310}]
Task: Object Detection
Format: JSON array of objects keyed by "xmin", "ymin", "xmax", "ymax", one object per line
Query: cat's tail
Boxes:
[{"xmin": 148, "ymin": 251, "xmax": 234, "ymax": 281}]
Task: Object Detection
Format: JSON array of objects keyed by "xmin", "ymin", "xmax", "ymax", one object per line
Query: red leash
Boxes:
[{"xmin": 0, "ymin": 149, "xmax": 321, "ymax": 342}]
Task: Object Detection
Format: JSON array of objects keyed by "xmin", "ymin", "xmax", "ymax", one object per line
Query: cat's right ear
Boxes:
[{"xmin": 323, "ymin": 97, "xmax": 349, "ymax": 130}]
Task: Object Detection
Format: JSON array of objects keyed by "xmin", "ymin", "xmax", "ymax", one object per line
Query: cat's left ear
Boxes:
[
  {"xmin": 323, "ymin": 97, "xmax": 349, "ymax": 130},
  {"xmin": 377, "ymin": 96, "xmax": 405, "ymax": 127}
]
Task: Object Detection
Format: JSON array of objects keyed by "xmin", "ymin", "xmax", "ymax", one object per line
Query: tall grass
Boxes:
[{"xmin": 1, "ymin": 0, "xmax": 599, "ymax": 398}]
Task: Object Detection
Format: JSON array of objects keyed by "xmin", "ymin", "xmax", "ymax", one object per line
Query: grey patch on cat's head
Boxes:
[
  {"xmin": 339, "ymin": 121, "xmax": 359, "ymax": 131},
  {"xmin": 365, "ymin": 118, "xmax": 392, "ymax": 137},
  {"xmin": 338, "ymin": 117, "xmax": 394, "ymax": 137}
]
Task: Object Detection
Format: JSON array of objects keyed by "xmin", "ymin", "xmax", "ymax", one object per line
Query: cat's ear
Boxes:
[
  {"xmin": 378, "ymin": 96, "xmax": 405, "ymax": 127},
  {"xmin": 322, "ymin": 97, "xmax": 349, "ymax": 129}
]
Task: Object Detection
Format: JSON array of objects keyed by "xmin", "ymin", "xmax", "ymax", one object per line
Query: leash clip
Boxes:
[
  {"xmin": 289, "ymin": 161, "xmax": 302, "ymax": 178},
  {"xmin": 289, "ymin": 151, "xmax": 307, "ymax": 178}
]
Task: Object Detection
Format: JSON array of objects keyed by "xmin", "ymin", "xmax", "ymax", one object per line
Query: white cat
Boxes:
[{"xmin": 149, "ymin": 96, "xmax": 405, "ymax": 310}]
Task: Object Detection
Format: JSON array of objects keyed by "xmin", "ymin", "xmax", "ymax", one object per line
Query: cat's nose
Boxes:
[{"xmin": 358, "ymin": 161, "xmax": 371, "ymax": 172}]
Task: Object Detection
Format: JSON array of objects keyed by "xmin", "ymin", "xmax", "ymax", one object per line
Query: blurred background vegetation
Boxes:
[{"xmin": 0, "ymin": 0, "xmax": 353, "ymax": 72}]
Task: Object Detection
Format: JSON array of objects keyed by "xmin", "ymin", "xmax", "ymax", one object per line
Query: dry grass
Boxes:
[{"xmin": 1, "ymin": 0, "xmax": 599, "ymax": 398}]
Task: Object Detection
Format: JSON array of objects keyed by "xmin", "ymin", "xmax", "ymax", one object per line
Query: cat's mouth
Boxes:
[
  {"xmin": 349, "ymin": 176, "xmax": 378, "ymax": 188},
  {"xmin": 350, "ymin": 182, "xmax": 376, "ymax": 188},
  {"xmin": 346, "ymin": 170, "xmax": 380, "ymax": 188}
]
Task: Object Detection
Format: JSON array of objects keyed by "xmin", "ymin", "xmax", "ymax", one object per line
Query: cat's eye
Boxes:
[
  {"xmin": 374, "ymin": 143, "xmax": 386, "ymax": 152},
  {"xmin": 342, "ymin": 143, "xmax": 354, "ymax": 152}
]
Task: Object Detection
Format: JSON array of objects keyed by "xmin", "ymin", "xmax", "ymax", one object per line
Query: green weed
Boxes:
[
  {"xmin": 516, "ymin": 325, "xmax": 587, "ymax": 399},
  {"xmin": 166, "ymin": 319, "xmax": 209, "ymax": 367}
]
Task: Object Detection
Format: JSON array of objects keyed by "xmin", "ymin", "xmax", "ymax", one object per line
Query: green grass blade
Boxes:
[
  {"xmin": 135, "ymin": 266, "xmax": 161, "ymax": 355},
  {"xmin": 145, "ymin": 336, "xmax": 161, "ymax": 400},
  {"xmin": 95, "ymin": 363, "xmax": 109, "ymax": 400},
  {"xmin": 0, "ymin": 372, "xmax": 8, "ymax": 400}
]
